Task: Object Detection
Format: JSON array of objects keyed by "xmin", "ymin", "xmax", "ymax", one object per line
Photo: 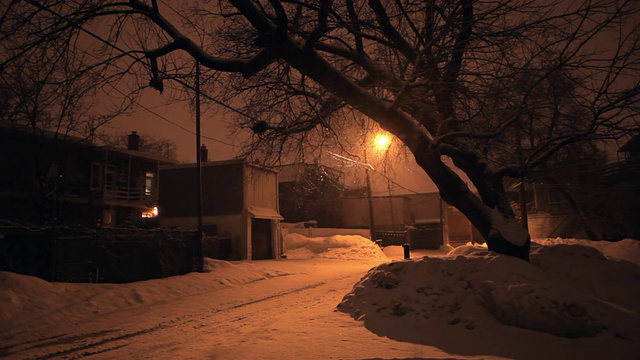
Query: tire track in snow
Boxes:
[{"xmin": 4, "ymin": 280, "xmax": 330, "ymax": 359}]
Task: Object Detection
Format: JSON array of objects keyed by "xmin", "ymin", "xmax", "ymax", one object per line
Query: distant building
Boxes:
[
  {"xmin": 158, "ymin": 159, "xmax": 283, "ymax": 260},
  {"xmin": 277, "ymin": 163, "xmax": 344, "ymax": 227},
  {"xmin": 618, "ymin": 135, "xmax": 640, "ymax": 159},
  {"xmin": 340, "ymin": 195, "xmax": 412, "ymax": 232},
  {"xmin": 90, "ymin": 131, "xmax": 177, "ymax": 226},
  {"xmin": 517, "ymin": 136, "xmax": 640, "ymax": 240},
  {"xmin": 338, "ymin": 192, "xmax": 483, "ymax": 248},
  {"xmin": 0, "ymin": 127, "xmax": 175, "ymax": 227}
]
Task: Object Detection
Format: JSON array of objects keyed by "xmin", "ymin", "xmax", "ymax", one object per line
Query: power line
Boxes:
[
  {"xmin": 369, "ymin": 167, "xmax": 423, "ymax": 195},
  {"xmin": 70, "ymin": 44, "xmax": 238, "ymax": 148},
  {"xmin": 105, "ymin": 81, "xmax": 236, "ymax": 147},
  {"xmin": 23, "ymin": 0, "xmax": 253, "ymax": 145},
  {"xmin": 327, "ymin": 149, "xmax": 428, "ymax": 195}
]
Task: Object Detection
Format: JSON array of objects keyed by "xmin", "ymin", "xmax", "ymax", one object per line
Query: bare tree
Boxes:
[
  {"xmin": 3, "ymin": 0, "xmax": 639, "ymax": 259},
  {"xmin": 1, "ymin": 2, "xmax": 132, "ymax": 223}
]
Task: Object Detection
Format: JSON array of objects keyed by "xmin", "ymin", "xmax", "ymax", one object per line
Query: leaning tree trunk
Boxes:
[
  {"xmin": 415, "ymin": 148, "xmax": 531, "ymax": 261},
  {"xmin": 246, "ymin": 18, "xmax": 532, "ymax": 261}
]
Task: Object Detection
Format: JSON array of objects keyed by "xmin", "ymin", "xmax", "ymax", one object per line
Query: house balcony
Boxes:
[{"xmin": 91, "ymin": 185, "xmax": 156, "ymax": 208}]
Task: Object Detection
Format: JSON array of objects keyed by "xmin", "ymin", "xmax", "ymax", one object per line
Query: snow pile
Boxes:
[
  {"xmin": 535, "ymin": 237, "xmax": 640, "ymax": 265},
  {"xmin": 0, "ymin": 258, "xmax": 289, "ymax": 332},
  {"xmin": 203, "ymin": 258, "xmax": 289, "ymax": 285},
  {"xmin": 284, "ymin": 233, "xmax": 388, "ymax": 260},
  {"xmin": 382, "ymin": 243, "xmax": 455, "ymax": 259},
  {"xmin": 338, "ymin": 242, "xmax": 640, "ymax": 344},
  {"xmin": 446, "ymin": 242, "xmax": 488, "ymax": 256},
  {"xmin": 2, "ymin": 237, "xmax": 640, "ymax": 359}
]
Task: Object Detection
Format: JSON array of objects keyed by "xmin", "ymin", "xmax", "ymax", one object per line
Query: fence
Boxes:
[
  {"xmin": 374, "ymin": 230, "xmax": 408, "ymax": 246},
  {"xmin": 0, "ymin": 223, "xmax": 202, "ymax": 283},
  {"xmin": 283, "ymin": 226, "xmax": 412, "ymax": 247},
  {"xmin": 409, "ymin": 222, "xmax": 443, "ymax": 249},
  {"xmin": 283, "ymin": 225, "xmax": 444, "ymax": 250}
]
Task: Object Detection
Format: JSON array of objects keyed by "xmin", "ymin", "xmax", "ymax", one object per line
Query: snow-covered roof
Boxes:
[{"xmin": 247, "ymin": 206, "xmax": 283, "ymax": 220}]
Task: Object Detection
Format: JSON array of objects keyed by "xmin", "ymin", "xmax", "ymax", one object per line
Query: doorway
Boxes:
[{"xmin": 251, "ymin": 218, "xmax": 273, "ymax": 260}]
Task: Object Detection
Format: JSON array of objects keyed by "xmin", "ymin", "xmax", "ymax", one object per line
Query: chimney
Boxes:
[
  {"xmin": 127, "ymin": 131, "xmax": 140, "ymax": 151},
  {"xmin": 200, "ymin": 144, "xmax": 208, "ymax": 162}
]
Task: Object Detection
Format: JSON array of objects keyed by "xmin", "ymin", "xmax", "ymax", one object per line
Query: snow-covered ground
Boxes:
[{"xmin": 1, "ymin": 234, "xmax": 639, "ymax": 359}]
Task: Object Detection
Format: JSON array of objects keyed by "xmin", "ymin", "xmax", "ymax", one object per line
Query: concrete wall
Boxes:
[
  {"xmin": 159, "ymin": 214, "xmax": 246, "ymax": 259},
  {"xmin": 244, "ymin": 165, "xmax": 279, "ymax": 209}
]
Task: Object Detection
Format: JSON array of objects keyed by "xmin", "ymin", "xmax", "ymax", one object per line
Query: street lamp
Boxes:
[
  {"xmin": 365, "ymin": 131, "xmax": 392, "ymax": 242},
  {"xmin": 373, "ymin": 133, "xmax": 391, "ymax": 152}
]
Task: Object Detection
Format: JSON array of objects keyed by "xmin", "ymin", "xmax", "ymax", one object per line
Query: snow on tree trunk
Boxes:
[
  {"xmin": 415, "ymin": 148, "xmax": 531, "ymax": 261},
  {"xmin": 485, "ymin": 208, "xmax": 531, "ymax": 261}
]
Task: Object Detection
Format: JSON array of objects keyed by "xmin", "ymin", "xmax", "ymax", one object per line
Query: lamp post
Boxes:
[
  {"xmin": 194, "ymin": 61, "xmax": 204, "ymax": 272},
  {"xmin": 364, "ymin": 148, "xmax": 376, "ymax": 241},
  {"xmin": 364, "ymin": 132, "xmax": 392, "ymax": 241},
  {"xmin": 374, "ymin": 133, "xmax": 394, "ymax": 225}
]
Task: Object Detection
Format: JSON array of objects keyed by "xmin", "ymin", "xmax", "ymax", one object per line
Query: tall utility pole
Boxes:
[
  {"xmin": 363, "ymin": 148, "xmax": 376, "ymax": 241},
  {"xmin": 515, "ymin": 121, "xmax": 529, "ymax": 231},
  {"xmin": 195, "ymin": 61, "xmax": 204, "ymax": 272}
]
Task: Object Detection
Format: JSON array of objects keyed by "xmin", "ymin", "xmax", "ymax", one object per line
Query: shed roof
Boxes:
[{"xmin": 247, "ymin": 206, "xmax": 283, "ymax": 220}]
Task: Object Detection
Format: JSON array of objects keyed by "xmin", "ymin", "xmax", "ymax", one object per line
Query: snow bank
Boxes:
[
  {"xmin": 446, "ymin": 242, "xmax": 488, "ymax": 257},
  {"xmin": 338, "ymin": 242, "xmax": 640, "ymax": 343},
  {"xmin": 382, "ymin": 244, "xmax": 455, "ymax": 259},
  {"xmin": 534, "ymin": 238, "xmax": 640, "ymax": 266},
  {"xmin": 0, "ymin": 259, "xmax": 289, "ymax": 332},
  {"xmin": 284, "ymin": 233, "xmax": 388, "ymax": 260},
  {"xmin": 2, "ymin": 237, "xmax": 639, "ymax": 359}
]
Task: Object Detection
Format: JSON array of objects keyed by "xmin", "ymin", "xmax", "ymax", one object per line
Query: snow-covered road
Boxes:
[
  {"xmin": 6, "ymin": 235, "xmax": 635, "ymax": 359},
  {"xmin": 2, "ymin": 258, "xmax": 470, "ymax": 359}
]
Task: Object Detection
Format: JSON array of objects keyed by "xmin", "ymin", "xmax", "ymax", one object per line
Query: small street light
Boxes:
[
  {"xmin": 365, "ymin": 131, "xmax": 392, "ymax": 242},
  {"xmin": 373, "ymin": 133, "xmax": 391, "ymax": 152}
]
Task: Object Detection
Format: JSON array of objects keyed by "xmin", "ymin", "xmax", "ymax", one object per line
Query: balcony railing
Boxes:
[{"xmin": 93, "ymin": 185, "xmax": 152, "ymax": 202}]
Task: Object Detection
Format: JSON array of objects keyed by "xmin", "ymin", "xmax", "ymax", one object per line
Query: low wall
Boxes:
[
  {"xmin": 0, "ymin": 225, "xmax": 201, "ymax": 283},
  {"xmin": 283, "ymin": 227, "xmax": 371, "ymax": 239}
]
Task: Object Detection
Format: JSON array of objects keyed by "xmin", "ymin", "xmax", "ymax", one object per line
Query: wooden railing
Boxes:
[{"xmin": 94, "ymin": 186, "xmax": 151, "ymax": 202}]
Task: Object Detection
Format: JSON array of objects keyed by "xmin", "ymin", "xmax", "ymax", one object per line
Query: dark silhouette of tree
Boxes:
[
  {"xmin": 0, "ymin": 5, "xmax": 131, "ymax": 224},
  {"xmin": 3, "ymin": 0, "xmax": 639, "ymax": 260},
  {"xmin": 279, "ymin": 163, "xmax": 345, "ymax": 227}
]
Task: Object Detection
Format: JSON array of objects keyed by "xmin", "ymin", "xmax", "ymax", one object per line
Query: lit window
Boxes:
[
  {"xmin": 142, "ymin": 206, "xmax": 158, "ymax": 218},
  {"xmin": 145, "ymin": 171, "xmax": 155, "ymax": 196}
]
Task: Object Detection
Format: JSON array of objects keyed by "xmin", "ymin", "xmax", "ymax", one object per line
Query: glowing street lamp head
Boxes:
[{"xmin": 373, "ymin": 133, "xmax": 391, "ymax": 151}]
